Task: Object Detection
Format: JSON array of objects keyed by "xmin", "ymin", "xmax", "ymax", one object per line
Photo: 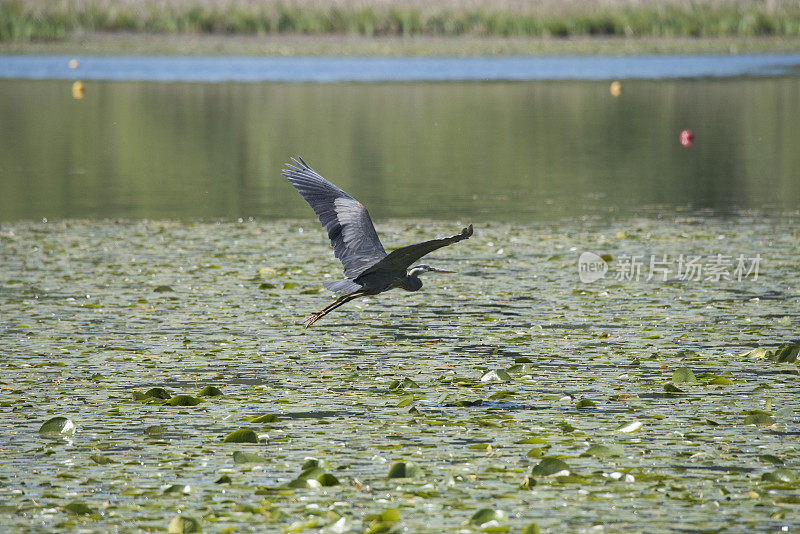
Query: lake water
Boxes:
[
  {"xmin": 2, "ymin": 54, "xmax": 800, "ymax": 82},
  {"xmin": 2, "ymin": 55, "xmax": 799, "ymax": 533},
  {"xmin": 1, "ymin": 57, "xmax": 798, "ymax": 221}
]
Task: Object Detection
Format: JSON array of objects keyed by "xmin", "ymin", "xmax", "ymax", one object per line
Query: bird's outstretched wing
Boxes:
[
  {"xmin": 360, "ymin": 224, "xmax": 473, "ymax": 276},
  {"xmin": 283, "ymin": 157, "xmax": 387, "ymax": 278}
]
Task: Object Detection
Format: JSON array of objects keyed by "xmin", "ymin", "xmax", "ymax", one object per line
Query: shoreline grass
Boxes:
[
  {"xmin": 2, "ymin": 32, "xmax": 800, "ymax": 57},
  {"xmin": 2, "ymin": 0, "xmax": 800, "ymax": 44}
]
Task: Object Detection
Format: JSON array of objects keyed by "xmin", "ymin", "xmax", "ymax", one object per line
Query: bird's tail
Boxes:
[{"xmin": 323, "ymin": 278, "xmax": 363, "ymax": 294}]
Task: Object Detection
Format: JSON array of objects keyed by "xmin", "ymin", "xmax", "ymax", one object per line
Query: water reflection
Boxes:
[{"xmin": 0, "ymin": 77, "xmax": 797, "ymax": 221}]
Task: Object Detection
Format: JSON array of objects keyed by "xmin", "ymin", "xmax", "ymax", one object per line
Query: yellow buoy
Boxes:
[
  {"xmin": 72, "ymin": 81, "xmax": 85, "ymax": 99},
  {"xmin": 610, "ymin": 80, "xmax": 621, "ymax": 97}
]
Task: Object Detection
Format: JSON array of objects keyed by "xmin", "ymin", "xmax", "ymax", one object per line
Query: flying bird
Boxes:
[{"xmin": 283, "ymin": 157, "xmax": 473, "ymax": 327}]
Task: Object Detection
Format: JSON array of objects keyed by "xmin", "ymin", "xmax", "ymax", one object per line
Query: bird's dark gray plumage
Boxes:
[
  {"xmin": 282, "ymin": 158, "xmax": 387, "ymax": 278},
  {"xmin": 282, "ymin": 157, "xmax": 473, "ymax": 327}
]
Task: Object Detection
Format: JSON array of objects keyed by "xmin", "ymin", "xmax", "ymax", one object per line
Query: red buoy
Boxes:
[{"xmin": 680, "ymin": 129, "xmax": 694, "ymax": 147}]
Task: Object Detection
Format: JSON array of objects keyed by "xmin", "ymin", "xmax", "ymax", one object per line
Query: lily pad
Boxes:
[
  {"xmin": 774, "ymin": 343, "xmax": 800, "ymax": 363},
  {"xmin": 388, "ymin": 461, "xmax": 423, "ymax": 479},
  {"xmin": 165, "ymin": 395, "xmax": 203, "ymax": 406},
  {"xmin": 64, "ymin": 501, "xmax": 94, "ymax": 515},
  {"xmin": 389, "ymin": 377, "xmax": 420, "ymax": 390},
  {"xmin": 316, "ymin": 473, "xmax": 340, "ymax": 486},
  {"xmin": 196, "ymin": 386, "xmax": 223, "ymax": 397},
  {"xmin": 522, "ymin": 524, "xmax": 540, "ymax": 534},
  {"xmin": 506, "ymin": 363, "xmax": 533, "ymax": 375},
  {"xmin": 301, "ymin": 458, "xmax": 331, "ymax": 470},
  {"xmin": 232, "ymin": 451, "xmax": 267, "ymax": 465},
  {"xmin": 580, "ymin": 444, "xmax": 624, "ymax": 458},
  {"xmin": 39, "ymin": 417, "xmax": 76, "ymax": 437},
  {"xmin": 761, "ymin": 469, "xmax": 796, "ymax": 483},
  {"xmin": 488, "ymin": 390, "xmax": 516, "ymax": 400},
  {"xmin": 289, "ymin": 473, "xmax": 338, "ymax": 488},
  {"xmin": 145, "ymin": 425, "xmax": 167, "ymax": 437},
  {"xmin": 516, "ymin": 436, "xmax": 548, "ymax": 445},
  {"xmin": 163, "ymin": 484, "xmax": 190, "ymax": 495},
  {"xmin": 558, "ymin": 422, "xmax": 577, "ymax": 433},
  {"xmin": 742, "ymin": 347, "xmax": 773, "ymax": 360},
  {"xmin": 287, "ymin": 466, "xmax": 325, "ymax": 487},
  {"xmin": 377, "ymin": 508, "xmax": 400, "ymax": 522},
  {"xmin": 250, "ymin": 413, "xmax": 280, "ymax": 423},
  {"xmin": 468, "ymin": 508, "xmax": 508, "ymax": 527},
  {"xmin": 616, "ymin": 421, "xmax": 643, "ymax": 433},
  {"xmin": 480, "ymin": 369, "xmax": 512, "ymax": 382},
  {"xmin": 575, "ymin": 399, "xmax": 597, "ymax": 408},
  {"xmin": 365, "ymin": 508, "xmax": 400, "ymax": 534},
  {"xmin": 672, "ymin": 367, "xmax": 697, "ymax": 384},
  {"xmin": 154, "ymin": 285, "xmax": 174, "ymax": 293},
  {"xmin": 168, "ymin": 515, "xmax": 201, "ymax": 533},
  {"xmin": 706, "ymin": 376, "xmax": 733, "ymax": 385},
  {"xmin": 743, "ymin": 413, "xmax": 776, "ymax": 426},
  {"xmin": 531, "ymin": 457, "xmax": 571, "ymax": 476},
  {"xmin": 396, "ymin": 395, "xmax": 416, "ymax": 407},
  {"xmin": 223, "ymin": 428, "xmax": 258, "ymax": 443},
  {"xmin": 145, "ymin": 387, "xmax": 172, "ymax": 399},
  {"xmin": 89, "ymin": 453, "xmax": 116, "ymax": 464},
  {"xmin": 287, "ymin": 466, "xmax": 340, "ymax": 488}
]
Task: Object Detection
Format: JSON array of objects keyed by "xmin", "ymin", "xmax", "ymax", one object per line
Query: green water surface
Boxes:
[{"xmin": 1, "ymin": 77, "xmax": 799, "ymax": 221}]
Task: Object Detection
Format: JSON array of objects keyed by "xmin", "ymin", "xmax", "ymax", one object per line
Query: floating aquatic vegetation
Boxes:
[
  {"xmin": 1, "ymin": 217, "xmax": 798, "ymax": 531},
  {"xmin": 164, "ymin": 395, "xmax": 203, "ymax": 406},
  {"xmin": 196, "ymin": 386, "xmax": 223, "ymax": 397},
  {"xmin": 168, "ymin": 515, "xmax": 201, "ymax": 533},
  {"xmin": 38, "ymin": 416, "xmax": 76, "ymax": 438},
  {"xmin": 387, "ymin": 461, "xmax": 424, "ymax": 479},
  {"xmin": 671, "ymin": 367, "xmax": 697, "ymax": 384},
  {"xmin": 232, "ymin": 451, "xmax": 268, "ymax": 465},
  {"xmin": 222, "ymin": 428, "xmax": 259, "ymax": 443}
]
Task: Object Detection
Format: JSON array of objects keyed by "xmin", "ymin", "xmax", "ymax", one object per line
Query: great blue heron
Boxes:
[{"xmin": 283, "ymin": 157, "xmax": 473, "ymax": 327}]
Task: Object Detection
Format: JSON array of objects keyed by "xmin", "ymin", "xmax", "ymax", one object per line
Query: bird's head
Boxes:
[{"xmin": 408, "ymin": 264, "xmax": 456, "ymax": 278}]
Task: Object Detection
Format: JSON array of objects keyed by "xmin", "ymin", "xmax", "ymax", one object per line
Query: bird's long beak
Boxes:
[{"xmin": 431, "ymin": 267, "xmax": 456, "ymax": 273}]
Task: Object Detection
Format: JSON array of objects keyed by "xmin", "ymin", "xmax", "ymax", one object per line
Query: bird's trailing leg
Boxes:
[{"xmin": 304, "ymin": 290, "xmax": 366, "ymax": 328}]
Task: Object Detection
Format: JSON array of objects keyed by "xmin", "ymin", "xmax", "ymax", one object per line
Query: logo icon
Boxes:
[{"xmin": 578, "ymin": 252, "xmax": 608, "ymax": 283}]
